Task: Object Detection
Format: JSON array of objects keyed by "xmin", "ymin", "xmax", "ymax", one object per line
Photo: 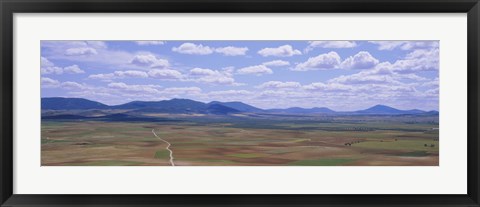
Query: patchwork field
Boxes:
[{"xmin": 41, "ymin": 114, "xmax": 439, "ymax": 166}]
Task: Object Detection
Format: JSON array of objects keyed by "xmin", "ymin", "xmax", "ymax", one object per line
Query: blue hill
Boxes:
[
  {"xmin": 113, "ymin": 98, "xmax": 208, "ymax": 113},
  {"xmin": 206, "ymin": 104, "xmax": 241, "ymax": 115},
  {"xmin": 208, "ymin": 101, "xmax": 263, "ymax": 112},
  {"xmin": 353, "ymin": 105, "xmax": 425, "ymax": 115},
  {"xmin": 41, "ymin": 97, "xmax": 108, "ymax": 110}
]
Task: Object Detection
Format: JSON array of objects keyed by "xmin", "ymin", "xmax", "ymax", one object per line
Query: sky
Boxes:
[{"xmin": 41, "ymin": 40, "xmax": 439, "ymax": 111}]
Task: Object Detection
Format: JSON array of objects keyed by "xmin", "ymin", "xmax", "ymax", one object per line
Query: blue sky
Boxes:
[{"xmin": 41, "ymin": 40, "xmax": 439, "ymax": 111}]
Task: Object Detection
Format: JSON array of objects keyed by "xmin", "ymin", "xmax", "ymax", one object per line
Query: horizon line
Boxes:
[{"xmin": 41, "ymin": 96, "xmax": 439, "ymax": 112}]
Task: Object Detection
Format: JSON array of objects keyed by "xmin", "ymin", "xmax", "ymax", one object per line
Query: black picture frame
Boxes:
[{"xmin": 1, "ymin": 0, "xmax": 479, "ymax": 206}]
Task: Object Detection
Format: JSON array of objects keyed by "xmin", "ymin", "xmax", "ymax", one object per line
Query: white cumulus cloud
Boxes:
[
  {"xmin": 135, "ymin": 41, "xmax": 165, "ymax": 45},
  {"xmin": 61, "ymin": 81, "xmax": 85, "ymax": 90},
  {"xmin": 41, "ymin": 77, "xmax": 60, "ymax": 88},
  {"xmin": 88, "ymin": 73, "xmax": 115, "ymax": 80},
  {"xmin": 215, "ymin": 46, "xmax": 248, "ymax": 56},
  {"xmin": 41, "ymin": 58, "xmax": 85, "ymax": 74},
  {"xmin": 89, "ymin": 70, "xmax": 148, "ymax": 81},
  {"xmin": 189, "ymin": 68, "xmax": 237, "ymax": 85},
  {"xmin": 172, "ymin": 43, "xmax": 214, "ymax": 55},
  {"xmin": 41, "ymin": 66, "xmax": 63, "ymax": 75},
  {"xmin": 173, "ymin": 43, "xmax": 248, "ymax": 56},
  {"xmin": 257, "ymin": 45, "xmax": 302, "ymax": 57},
  {"xmin": 262, "ymin": 60, "xmax": 290, "ymax": 67},
  {"xmin": 65, "ymin": 47, "xmax": 98, "ymax": 56},
  {"xmin": 306, "ymin": 41, "xmax": 357, "ymax": 52},
  {"xmin": 330, "ymin": 74, "xmax": 399, "ymax": 85},
  {"xmin": 148, "ymin": 69, "xmax": 183, "ymax": 80},
  {"xmin": 303, "ymin": 82, "xmax": 353, "ymax": 92},
  {"xmin": 41, "ymin": 78, "xmax": 86, "ymax": 90},
  {"xmin": 40, "ymin": 57, "xmax": 63, "ymax": 74},
  {"xmin": 189, "ymin": 68, "xmax": 218, "ymax": 76},
  {"xmin": 108, "ymin": 82, "xmax": 161, "ymax": 94},
  {"xmin": 209, "ymin": 90, "xmax": 253, "ymax": 96},
  {"xmin": 293, "ymin": 51, "xmax": 341, "ymax": 71},
  {"xmin": 162, "ymin": 87, "xmax": 202, "ymax": 95},
  {"xmin": 387, "ymin": 48, "xmax": 439, "ymax": 73},
  {"xmin": 340, "ymin": 51, "xmax": 379, "ymax": 69},
  {"xmin": 237, "ymin": 65, "xmax": 273, "ymax": 75},
  {"xmin": 257, "ymin": 81, "xmax": 301, "ymax": 89},
  {"xmin": 41, "ymin": 57, "xmax": 54, "ymax": 67},
  {"xmin": 130, "ymin": 54, "xmax": 169, "ymax": 68},
  {"xmin": 85, "ymin": 41, "xmax": 107, "ymax": 49},
  {"xmin": 63, "ymin": 65, "xmax": 85, "ymax": 74},
  {"xmin": 369, "ymin": 41, "xmax": 439, "ymax": 51},
  {"xmin": 114, "ymin": 70, "xmax": 149, "ymax": 78}
]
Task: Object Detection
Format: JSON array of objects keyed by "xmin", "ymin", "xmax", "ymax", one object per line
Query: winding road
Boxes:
[{"xmin": 152, "ymin": 129, "xmax": 175, "ymax": 166}]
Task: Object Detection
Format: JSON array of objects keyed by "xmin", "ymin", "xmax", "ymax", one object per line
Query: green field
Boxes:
[{"xmin": 41, "ymin": 114, "xmax": 439, "ymax": 166}]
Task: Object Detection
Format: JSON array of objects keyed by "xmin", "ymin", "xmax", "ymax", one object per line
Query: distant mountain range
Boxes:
[
  {"xmin": 41, "ymin": 97, "xmax": 438, "ymax": 116},
  {"xmin": 352, "ymin": 104, "xmax": 427, "ymax": 115},
  {"xmin": 41, "ymin": 97, "xmax": 109, "ymax": 110},
  {"xmin": 209, "ymin": 101, "xmax": 263, "ymax": 112}
]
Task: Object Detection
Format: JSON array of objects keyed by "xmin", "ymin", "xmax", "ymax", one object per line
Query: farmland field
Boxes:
[{"xmin": 41, "ymin": 114, "xmax": 439, "ymax": 166}]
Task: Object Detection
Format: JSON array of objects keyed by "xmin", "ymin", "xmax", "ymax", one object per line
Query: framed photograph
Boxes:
[{"xmin": 1, "ymin": 0, "xmax": 479, "ymax": 206}]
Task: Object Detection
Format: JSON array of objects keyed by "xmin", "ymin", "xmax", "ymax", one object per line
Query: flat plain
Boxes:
[{"xmin": 41, "ymin": 114, "xmax": 439, "ymax": 166}]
